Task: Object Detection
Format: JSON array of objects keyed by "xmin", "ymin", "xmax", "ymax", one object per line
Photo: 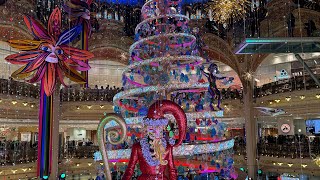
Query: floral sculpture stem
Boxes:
[
  {"xmin": 81, "ymin": 24, "xmax": 89, "ymax": 87},
  {"xmin": 97, "ymin": 113, "xmax": 127, "ymax": 179},
  {"xmin": 37, "ymin": 80, "xmax": 54, "ymax": 178}
]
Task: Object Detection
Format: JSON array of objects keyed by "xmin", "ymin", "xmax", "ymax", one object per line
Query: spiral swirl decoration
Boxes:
[{"xmin": 97, "ymin": 113, "xmax": 127, "ymax": 180}]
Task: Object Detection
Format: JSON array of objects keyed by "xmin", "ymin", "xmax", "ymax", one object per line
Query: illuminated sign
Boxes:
[
  {"xmin": 94, "ymin": 151, "xmax": 103, "ymax": 162},
  {"xmin": 278, "ymin": 69, "xmax": 290, "ymax": 79}
]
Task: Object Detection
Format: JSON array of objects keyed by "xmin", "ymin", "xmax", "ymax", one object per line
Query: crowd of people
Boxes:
[
  {"xmin": 254, "ymin": 75, "xmax": 319, "ymax": 98},
  {"xmin": 234, "ymin": 134, "xmax": 320, "ymax": 159},
  {"xmin": 60, "ymin": 85, "xmax": 123, "ymax": 102},
  {"xmin": 0, "ymin": 75, "xmax": 318, "ymax": 104}
]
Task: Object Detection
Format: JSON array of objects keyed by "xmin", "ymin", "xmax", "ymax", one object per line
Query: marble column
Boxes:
[
  {"xmin": 243, "ymin": 79, "xmax": 257, "ymax": 179},
  {"xmin": 50, "ymin": 88, "xmax": 60, "ymax": 180}
]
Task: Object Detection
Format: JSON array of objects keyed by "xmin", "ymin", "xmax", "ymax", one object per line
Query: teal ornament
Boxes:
[
  {"xmin": 196, "ymin": 67, "xmax": 201, "ymax": 76},
  {"xmin": 167, "ymin": 125, "xmax": 171, "ymax": 131},
  {"xmin": 169, "ymin": 131, "xmax": 174, "ymax": 138},
  {"xmin": 178, "ymin": 166, "xmax": 184, "ymax": 173}
]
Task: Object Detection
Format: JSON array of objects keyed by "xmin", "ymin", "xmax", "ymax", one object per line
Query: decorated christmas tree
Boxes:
[{"xmin": 100, "ymin": 0, "xmax": 237, "ymax": 179}]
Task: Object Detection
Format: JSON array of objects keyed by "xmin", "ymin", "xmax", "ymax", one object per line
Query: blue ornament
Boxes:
[
  {"xmin": 159, "ymin": 73, "xmax": 170, "ymax": 85},
  {"xmin": 138, "ymin": 106, "xmax": 148, "ymax": 116},
  {"xmin": 144, "ymin": 75, "xmax": 151, "ymax": 84},
  {"xmin": 210, "ymin": 128, "xmax": 216, "ymax": 137},
  {"xmin": 184, "ymin": 75, "xmax": 189, "ymax": 82},
  {"xmin": 180, "ymin": 73, "xmax": 184, "ymax": 82},
  {"xmin": 186, "ymin": 103, "xmax": 190, "ymax": 110},
  {"xmin": 186, "ymin": 64, "xmax": 190, "ymax": 72}
]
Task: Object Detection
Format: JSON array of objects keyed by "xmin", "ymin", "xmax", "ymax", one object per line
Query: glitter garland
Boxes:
[
  {"xmin": 142, "ymin": 118, "xmax": 169, "ymax": 126},
  {"xmin": 123, "ymin": 55, "xmax": 204, "ymax": 87},
  {"xmin": 135, "ymin": 14, "xmax": 190, "ymax": 34},
  {"xmin": 114, "ymin": 83, "xmax": 209, "ymax": 103},
  {"xmin": 100, "ymin": 139, "xmax": 235, "ymax": 160},
  {"xmin": 129, "ymin": 33, "xmax": 196, "ymax": 55},
  {"xmin": 140, "ymin": 137, "xmax": 167, "ymax": 166},
  {"xmin": 104, "ymin": 110, "xmax": 223, "ymax": 128}
]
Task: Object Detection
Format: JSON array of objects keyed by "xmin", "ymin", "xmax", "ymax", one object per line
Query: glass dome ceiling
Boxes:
[{"xmin": 102, "ymin": 0, "xmax": 208, "ymax": 6}]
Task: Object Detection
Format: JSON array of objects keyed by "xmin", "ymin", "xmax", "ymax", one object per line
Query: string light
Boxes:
[
  {"xmin": 206, "ymin": 0, "xmax": 250, "ymax": 23},
  {"xmin": 299, "ymin": 95, "xmax": 305, "ymax": 100},
  {"xmin": 285, "ymin": 97, "xmax": 291, "ymax": 101}
]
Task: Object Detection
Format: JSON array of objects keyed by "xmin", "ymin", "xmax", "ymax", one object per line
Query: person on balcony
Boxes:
[{"xmin": 287, "ymin": 13, "xmax": 295, "ymax": 37}]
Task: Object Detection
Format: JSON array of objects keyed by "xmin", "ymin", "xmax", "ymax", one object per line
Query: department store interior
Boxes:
[{"xmin": 0, "ymin": 0, "xmax": 320, "ymax": 179}]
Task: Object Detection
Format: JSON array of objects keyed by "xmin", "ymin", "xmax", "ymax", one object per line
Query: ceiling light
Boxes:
[
  {"xmin": 76, "ymin": 163, "xmax": 80, "ymax": 167},
  {"xmin": 316, "ymin": 94, "xmax": 320, "ymax": 99},
  {"xmin": 299, "ymin": 95, "xmax": 305, "ymax": 100},
  {"xmin": 22, "ymin": 102, "xmax": 28, "ymax": 106},
  {"xmin": 288, "ymin": 163, "xmax": 293, "ymax": 167},
  {"xmin": 277, "ymin": 162, "xmax": 283, "ymax": 166},
  {"xmin": 76, "ymin": 106, "xmax": 80, "ymax": 110},
  {"xmin": 100, "ymin": 105, "xmax": 104, "ymax": 108},
  {"xmin": 30, "ymin": 104, "xmax": 34, "ymax": 108},
  {"xmin": 87, "ymin": 105, "xmax": 92, "ymax": 109},
  {"xmin": 301, "ymin": 164, "xmax": 307, "ymax": 168},
  {"xmin": 285, "ymin": 97, "xmax": 291, "ymax": 101},
  {"xmin": 275, "ymin": 99, "xmax": 280, "ymax": 103},
  {"xmin": 269, "ymin": 101, "xmax": 273, "ymax": 105},
  {"xmin": 88, "ymin": 163, "xmax": 92, "ymax": 166},
  {"xmin": 11, "ymin": 100, "xmax": 17, "ymax": 105},
  {"xmin": 0, "ymin": 99, "xmax": 2, "ymax": 103}
]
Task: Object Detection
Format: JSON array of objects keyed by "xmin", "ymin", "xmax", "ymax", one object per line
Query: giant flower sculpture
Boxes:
[{"xmin": 5, "ymin": 8, "xmax": 94, "ymax": 96}]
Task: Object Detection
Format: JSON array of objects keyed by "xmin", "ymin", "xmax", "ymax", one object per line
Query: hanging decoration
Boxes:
[
  {"xmin": 5, "ymin": 8, "xmax": 93, "ymax": 178},
  {"xmin": 63, "ymin": 0, "xmax": 95, "ymax": 37},
  {"xmin": 206, "ymin": 0, "xmax": 250, "ymax": 23},
  {"xmin": 63, "ymin": 0, "xmax": 97, "ymax": 87}
]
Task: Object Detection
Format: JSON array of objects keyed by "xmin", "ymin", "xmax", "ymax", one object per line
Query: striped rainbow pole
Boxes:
[
  {"xmin": 81, "ymin": 23, "xmax": 89, "ymax": 88},
  {"xmin": 37, "ymin": 79, "xmax": 54, "ymax": 178}
]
